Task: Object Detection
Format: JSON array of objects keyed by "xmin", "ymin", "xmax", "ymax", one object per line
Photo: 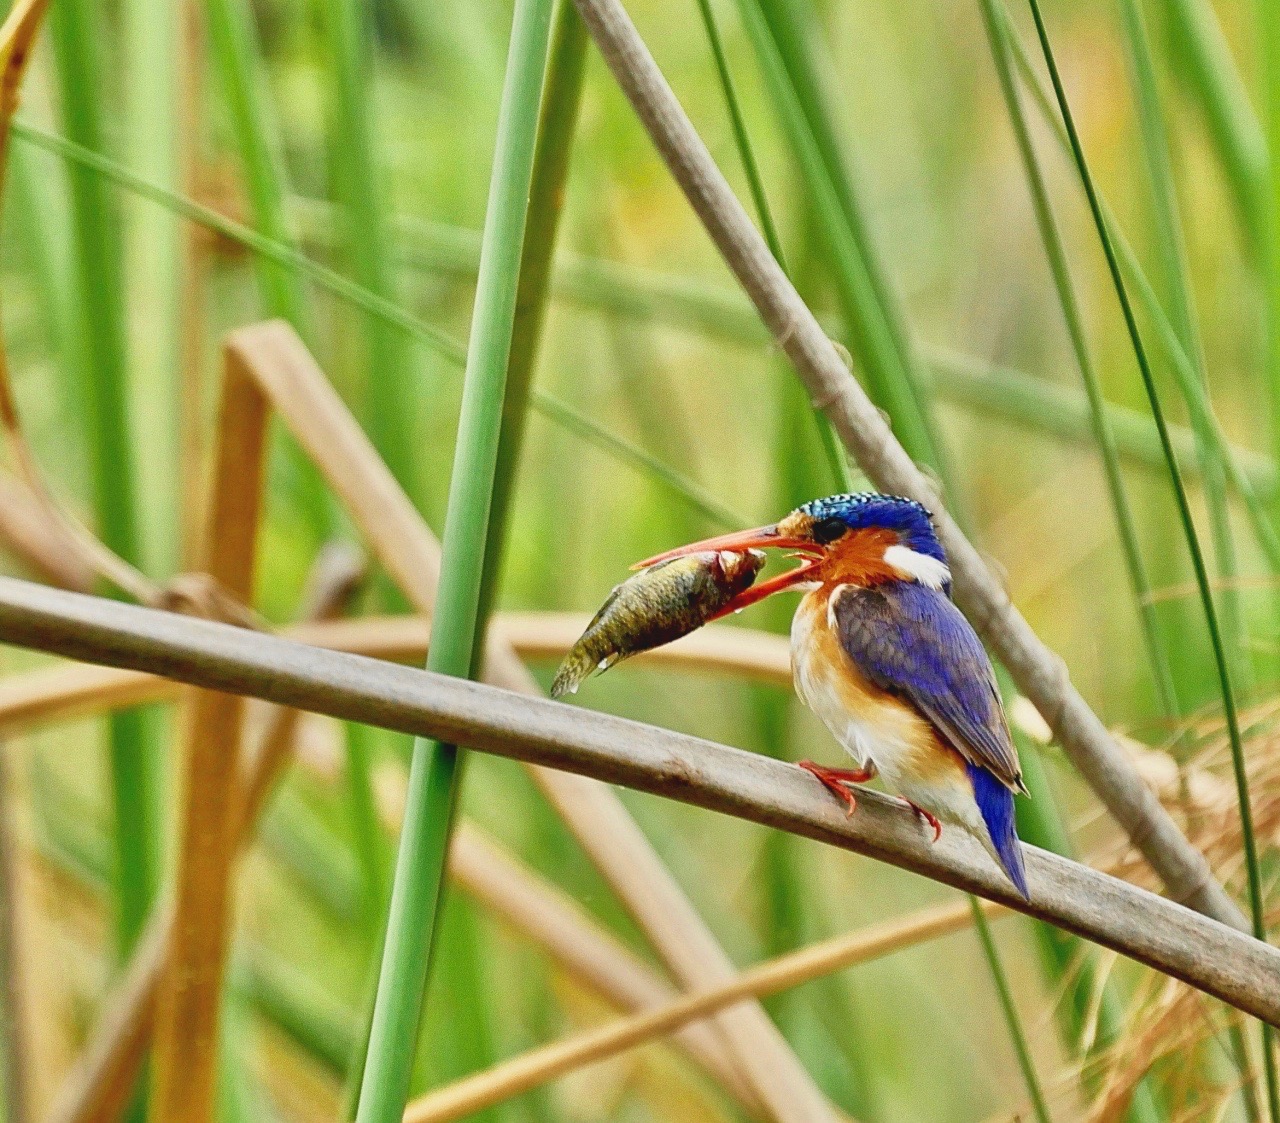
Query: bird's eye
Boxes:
[{"xmin": 811, "ymin": 517, "xmax": 847, "ymax": 544}]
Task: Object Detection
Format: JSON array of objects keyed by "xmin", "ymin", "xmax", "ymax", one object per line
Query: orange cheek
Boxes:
[{"xmin": 822, "ymin": 528, "xmax": 900, "ymax": 588}]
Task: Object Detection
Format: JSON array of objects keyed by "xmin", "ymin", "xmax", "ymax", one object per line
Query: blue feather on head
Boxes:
[{"xmin": 798, "ymin": 493, "xmax": 946, "ymax": 564}]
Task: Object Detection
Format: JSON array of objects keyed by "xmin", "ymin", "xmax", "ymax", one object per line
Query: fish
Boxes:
[{"xmin": 551, "ymin": 549, "xmax": 766, "ymax": 697}]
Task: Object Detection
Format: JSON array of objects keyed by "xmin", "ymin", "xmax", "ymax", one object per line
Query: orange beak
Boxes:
[{"xmin": 634, "ymin": 524, "xmax": 825, "ymax": 619}]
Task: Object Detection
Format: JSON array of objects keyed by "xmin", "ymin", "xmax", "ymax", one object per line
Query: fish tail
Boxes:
[
  {"xmin": 967, "ymin": 763, "xmax": 1029, "ymax": 899},
  {"xmin": 551, "ymin": 645, "xmax": 615, "ymax": 698}
]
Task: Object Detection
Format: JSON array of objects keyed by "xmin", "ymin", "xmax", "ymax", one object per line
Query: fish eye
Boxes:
[{"xmin": 811, "ymin": 516, "xmax": 847, "ymax": 544}]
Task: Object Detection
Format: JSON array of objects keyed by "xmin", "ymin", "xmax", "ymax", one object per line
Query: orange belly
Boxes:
[{"xmin": 791, "ymin": 592, "xmax": 969, "ymax": 796}]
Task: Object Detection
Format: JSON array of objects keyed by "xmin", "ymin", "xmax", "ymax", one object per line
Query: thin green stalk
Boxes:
[
  {"xmin": 315, "ymin": 0, "xmax": 418, "ymax": 979},
  {"xmin": 735, "ymin": 0, "xmax": 948, "ymax": 476},
  {"xmin": 1024, "ymin": 5, "xmax": 1278, "ymax": 1120},
  {"xmin": 10, "ymin": 122, "xmax": 735, "ymax": 542},
  {"xmin": 694, "ymin": 0, "xmax": 850, "ymax": 491},
  {"xmin": 995, "ymin": 11, "xmax": 1280, "ymax": 573},
  {"xmin": 204, "ymin": 0, "xmax": 329, "ymax": 544},
  {"xmin": 1265, "ymin": 0, "xmax": 1280, "ymax": 545},
  {"xmin": 695, "ymin": 0, "xmax": 785, "ymax": 267},
  {"xmin": 25, "ymin": 118, "xmax": 1275, "ymax": 520},
  {"xmin": 354, "ymin": 1, "xmax": 554, "ymax": 1118},
  {"xmin": 978, "ymin": 0, "xmax": 1179, "ymax": 724},
  {"xmin": 1163, "ymin": 0, "xmax": 1265, "ymax": 244},
  {"xmin": 970, "ymin": 897, "xmax": 1052, "ymax": 1123},
  {"xmin": 49, "ymin": 0, "xmax": 156, "ymax": 961},
  {"xmin": 317, "ymin": 0, "xmax": 417, "ymax": 497},
  {"xmin": 475, "ymin": 0, "xmax": 589, "ymax": 638},
  {"xmin": 123, "ymin": 0, "xmax": 181, "ymax": 577},
  {"xmin": 1115, "ymin": 0, "xmax": 1247, "ymax": 691}
]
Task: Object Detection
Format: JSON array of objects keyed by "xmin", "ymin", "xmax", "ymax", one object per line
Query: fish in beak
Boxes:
[{"xmin": 634, "ymin": 523, "xmax": 825, "ymax": 619}]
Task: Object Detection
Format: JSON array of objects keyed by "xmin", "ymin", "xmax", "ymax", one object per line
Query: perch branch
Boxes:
[{"xmin": 0, "ymin": 578, "xmax": 1273, "ymax": 1026}]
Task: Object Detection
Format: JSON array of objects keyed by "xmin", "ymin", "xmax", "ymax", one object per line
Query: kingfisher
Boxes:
[{"xmin": 641, "ymin": 492, "xmax": 1030, "ymax": 897}]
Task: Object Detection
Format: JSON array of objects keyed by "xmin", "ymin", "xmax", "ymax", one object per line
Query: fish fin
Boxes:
[
  {"xmin": 551, "ymin": 650, "xmax": 597, "ymax": 698},
  {"xmin": 967, "ymin": 762, "xmax": 1029, "ymax": 899}
]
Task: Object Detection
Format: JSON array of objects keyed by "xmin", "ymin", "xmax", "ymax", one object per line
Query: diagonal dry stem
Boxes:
[
  {"xmin": 400, "ymin": 897, "xmax": 1003, "ymax": 1123},
  {"xmin": 567, "ymin": 0, "xmax": 1243, "ymax": 932},
  {"xmin": 0, "ymin": 579, "xmax": 1275, "ymax": 1026},
  {"xmin": 226, "ymin": 319, "xmax": 837, "ymax": 1121}
]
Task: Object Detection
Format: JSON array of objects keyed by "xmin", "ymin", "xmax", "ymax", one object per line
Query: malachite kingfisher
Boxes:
[{"xmin": 642, "ymin": 492, "xmax": 1030, "ymax": 898}]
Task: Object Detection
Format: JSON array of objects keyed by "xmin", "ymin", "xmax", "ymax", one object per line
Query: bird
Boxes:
[{"xmin": 638, "ymin": 492, "xmax": 1030, "ymax": 897}]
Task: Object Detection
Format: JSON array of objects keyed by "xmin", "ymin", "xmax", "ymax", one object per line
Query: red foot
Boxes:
[
  {"xmin": 798, "ymin": 760, "xmax": 875, "ymax": 818},
  {"xmin": 905, "ymin": 800, "xmax": 942, "ymax": 843}
]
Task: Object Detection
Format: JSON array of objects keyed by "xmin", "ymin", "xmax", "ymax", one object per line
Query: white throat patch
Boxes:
[{"xmin": 883, "ymin": 544, "xmax": 950, "ymax": 589}]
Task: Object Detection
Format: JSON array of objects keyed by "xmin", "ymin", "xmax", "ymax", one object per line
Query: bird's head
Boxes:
[{"xmin": 637, "ymin": 492, "xmax": 949, "ymax": 617}]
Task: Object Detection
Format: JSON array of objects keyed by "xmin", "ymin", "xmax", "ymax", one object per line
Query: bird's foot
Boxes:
[
  {"xmin": 904, "ymin": 800, "xmax": 942, "ymax": 843},
  {"xmin": 798, "ymin": 760, "xmax": 874, "ymax": 818}
]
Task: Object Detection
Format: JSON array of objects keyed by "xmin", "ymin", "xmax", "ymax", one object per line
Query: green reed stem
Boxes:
[
  {"xmin": 1115, "ymin": 0, "xmax": 1248, "ymax": 689},
  {"xmin": 978, "ymin": 0, "xmax": 1179, "ymax": 723},
  {"xmin": 318, "ymin": 0, "xmax": 417, "ymax": 497},
  {"xmin": 204, "ymin": 0, "xmax": 329, "ymax": 542},
  {"xmin": 970, "ymin": 897, "xmax": 1052, "ymax": 1123},
  {"xmin": 1265, "ymin": 0, "xmax": 1280, "ymax": 548},
  {"xmin": 475, "ymin": 0, "xmax": 589, "ymax": 637},
  {"xmin": 353, "ymin": 1, "xmax": 553, "ymax": 1117},
  {"xmin": 1163, "ymin": 0, "xmax": 1265, "ymax": 245},
  {"xmin": 26, "ymin": 117, "xmax": 1274, "ymax": 527},
  {"xmin": 995, "ymin": 7, "xmax": 1280, "ymax": 573},
  {"xmin": 49, "ymin": 0, "xmax": 157, "ymax": 961},
  {"xmin": 736, "ymin": 0, "xmax": 948, "ymax": 477},
  {"xmin": 10, "ymin": 122, "xmax": 734, "ymax": 543},
  {"xmin": 694, "ymin": 0, "xmax": 851, "ymax": 491},
  {"xmin": 1024, "ymin": 4, "xmax": 1278, "ymax": 1119}
]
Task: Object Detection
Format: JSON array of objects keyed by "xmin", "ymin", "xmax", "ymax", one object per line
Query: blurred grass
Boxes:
[
  {"xmin": 3, "ymin": 0, "xmax": 1279, "ymax": 1120},
  {"xmin": 48, "ymin": 0, "xmax": 158, "ymax": 969}
]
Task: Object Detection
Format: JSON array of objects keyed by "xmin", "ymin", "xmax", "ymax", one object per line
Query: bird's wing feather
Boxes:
[{"xmin": 832, "ymin": 581, "xmax": 1025, "ymax": 792}]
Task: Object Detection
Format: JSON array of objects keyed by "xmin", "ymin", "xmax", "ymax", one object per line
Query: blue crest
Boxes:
[{"xmin": 799, "ymin": 493, "xmax": 946, "ymax": 563}]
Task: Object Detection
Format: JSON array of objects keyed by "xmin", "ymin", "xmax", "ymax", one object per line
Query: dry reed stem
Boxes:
[
  {"xmin": 47, "ymin": 546, "xmax": 367, "ymax": 1123},
  {"xmin": 0, "ymin": 581, "xmax": 1275, "ymax": 1026},
  {"xmin": 569, "ymin": 0, "xmax": 1242, "ymax": 931},
  {"xmin": 227, "ymin": 320, "xmax": 834, "ymax": 1120},
  {"xmin": 0, "ymin": 474, "xmax": 93, "ymax": 591},
  {"xmin": 401, "ymin": 897, "xmax": 1001, "ymax": 1122},
  {"xmin": 150, "ymin": 337, "xmax": 269, "ymax": 1121}
]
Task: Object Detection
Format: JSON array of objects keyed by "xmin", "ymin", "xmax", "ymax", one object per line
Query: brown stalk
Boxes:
[
  {"xmin": 0, "ymin": 474, "xmax": 92, "ymax": 592},
  {"xmin": 401, "ymin": 897, "xmax": 1001, "ymax": 1123},
  {"xmin": 149, "ymin": 338, "xmax": 269, "ymax": 1121},
  {"xmin": 568, "ymin": 0, "xmax": 1243, "ymax": 931},
  {"xmin": 47, "ymin": 545, "xmax": 367, "ymax": 1123},
  {"xmin": 227, "ymin": 320, "xmax": 835, "ymax": 1120},
  {"xmin": 0, "ymin": 580, "xmax": 1275, "ymax": 1025}
]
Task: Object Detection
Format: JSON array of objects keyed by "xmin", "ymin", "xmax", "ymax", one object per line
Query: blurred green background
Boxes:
[{"xmin": 0, "ymin": 0, "xmax": 1276, "ymax": 1118}]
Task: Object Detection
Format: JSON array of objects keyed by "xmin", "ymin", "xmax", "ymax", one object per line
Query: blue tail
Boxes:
[{"xmin": 967, "ymin": 763, "xmax": 1029, "ymax": 898}]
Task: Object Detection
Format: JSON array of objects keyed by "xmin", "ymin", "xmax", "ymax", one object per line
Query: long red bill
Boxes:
[{"xmin": 633, "ymin": 524, "xmax": 819, "ymax": 570}]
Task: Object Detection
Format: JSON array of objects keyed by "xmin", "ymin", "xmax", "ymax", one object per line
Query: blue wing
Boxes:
[{"xmin": 831, "ymin": 580, "xmax": 1026, "ymax": 794}]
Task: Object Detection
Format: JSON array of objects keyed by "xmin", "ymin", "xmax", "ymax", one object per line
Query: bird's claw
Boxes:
[
  {"xmin": 798, "ymin": 760, "xmax": 873, "ymax": 818},
  {"xmin": 905, "ymin": 800, "xmax": 942, "ymax": 843}
]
